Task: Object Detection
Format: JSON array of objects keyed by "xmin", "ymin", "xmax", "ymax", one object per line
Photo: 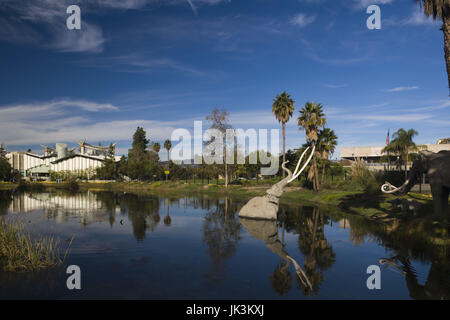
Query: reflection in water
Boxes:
[
  {"xmin": 202, "ymin": 198, "xmax": 242, "ymax": 284},
  {"xmin": 118, "ymin": 193, "xmax": 160, "ymax": 241},
  {"xmin": 239, "ymin": 217, "xmax": 313, "ymax": 296},
  {"xmin": 281, "ymin": 206, "xmax": 336, "ymax": 295},
  {"xmin": 0, "ymin": 190, "xmax": 448, "ymax": 299}
]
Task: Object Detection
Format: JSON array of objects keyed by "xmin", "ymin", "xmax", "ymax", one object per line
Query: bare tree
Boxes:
[{"xmin": 206, "ymin": 108, "xmax": 232, "ymax": 187}]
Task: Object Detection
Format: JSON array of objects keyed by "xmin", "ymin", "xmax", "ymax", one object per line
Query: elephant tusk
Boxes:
[
  {"xmin": 381, "ymin": 180, "xmax": 409, "ymax": 194},
  {"xmin": 288, "ymin": 144, "xmax": 316, "ymax": 183}
]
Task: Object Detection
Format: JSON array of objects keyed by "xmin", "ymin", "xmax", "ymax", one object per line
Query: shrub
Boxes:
[
  {"xmin": 63, "ymin": 179, "xmax": 79, "ymax": 193},
  {"xmin": 0, "ymin": 220, "xmax": 72, "ymax": 272},
  {"xmin": 351, "ymin": 158, "xmax": 381, "ymax": 196}
]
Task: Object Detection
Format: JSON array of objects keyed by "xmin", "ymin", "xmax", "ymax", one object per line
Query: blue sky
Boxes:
[{"xmin": 0, "ymin": 0, "xmax": 448, "ymax": 159}]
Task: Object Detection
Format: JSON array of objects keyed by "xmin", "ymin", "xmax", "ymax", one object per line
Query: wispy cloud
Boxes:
[
  {"xmin": 83, "ymin": 53, "xmax": 206, "ymax": 76},
  {"xmin": 291, "ymin": 13, "xmax": 316, "ymax": 28},
  {"xmin": 186, "ymin": 0, "xmax": 198, "ymax": 16},
  {"xmin": 384, "ymin": 86, "xmax": 419, "ymax": 92},
  {"xmin": 325, "ymin": 84, "xmax": 348, "ymax": 89},
  {"xmin": 1, "ymin": 0, "xmax": 105, "ymax": 53}
]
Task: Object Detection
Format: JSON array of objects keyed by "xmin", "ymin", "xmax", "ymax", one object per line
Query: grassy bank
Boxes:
[{"xmin": 0, "ymin": 220, "xmax": 72, "ymax": 272}]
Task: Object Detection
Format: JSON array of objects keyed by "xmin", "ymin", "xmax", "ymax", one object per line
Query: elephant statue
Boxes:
[
  {"xmin": 239, "ymin": 145, "xmax": 315, "ymax": 220},
  {"xmin": 381, "ymin": 150, "xmax": 450, "ymax": 214}
]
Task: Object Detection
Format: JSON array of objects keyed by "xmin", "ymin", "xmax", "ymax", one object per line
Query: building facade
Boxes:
[
  {"xmin": 6, "ymin": 141, "xmax": 118, "ymax": 179},
  {"xmin": 340, "ymin": 140, "xmax": 450, "ymax": 171}
]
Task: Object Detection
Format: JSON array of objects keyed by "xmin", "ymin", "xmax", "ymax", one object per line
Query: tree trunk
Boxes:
[
  {"xmin": 405, "ymin": 153, "xmax": 409, "ymax": 181},
  {"xmin": 225, "ymin": 162, "xmax": 228, "ymax": 187},
  {"xmin": 442, "ymin": 16, "xmax": 450, "ymax": 93},
  {"xmin": 282, "ymin": 122, "xmax": 286, "ymax": 178},
  {"xmin": 321, "ymin": 163, "xmax": 325, "ymax": 185},
  {"xmin": 315, "ymin": 161, "xmax": 320, "ymax": 192},
  {"xmin": 313, "ymin": 156, "xmax": 320, "ymax": 192}
]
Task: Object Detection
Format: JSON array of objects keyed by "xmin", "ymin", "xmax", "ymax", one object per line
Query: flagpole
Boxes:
[{"xmin": 387, "ymin": 129, "xmax": 390, "ymax": 171}]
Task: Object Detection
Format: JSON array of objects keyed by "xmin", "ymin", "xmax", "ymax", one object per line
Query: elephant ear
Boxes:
[{"xmin": 419, "ymin": 150, "xmax": 433, "ymax": 170}]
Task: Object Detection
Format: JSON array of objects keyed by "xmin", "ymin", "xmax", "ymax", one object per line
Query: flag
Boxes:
[{"xmin": 386, "ymin": 129, "xmax": 390, "ymax": 145}]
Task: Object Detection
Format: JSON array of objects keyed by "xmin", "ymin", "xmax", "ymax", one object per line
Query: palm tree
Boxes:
[
  {"xmin": 272, "ymin": 92, "xmax": 295, "ymax": 177},
  {"xmin": 317, "ymin": 128, "xmax": 338, "ymax": 185},
  {"xmin": 164, "ymin": 139, "xmax": 172, "ymax": 163},
  {"xmin": 152, "ymin": 142, "xmax": 161, "ymax": 154},
  {"xmin": 297, "ymin": 102, "xmax": 327, "ymax": 192},
  {"xmin": 382, "ymin": 128, "xmax": 419, "ymax": 180},
  {"xmin": 416, "ymin": 0, "xmax": 450, "ymax": 92}
]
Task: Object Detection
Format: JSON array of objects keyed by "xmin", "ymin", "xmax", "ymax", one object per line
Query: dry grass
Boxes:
[{"xmin": 0, "ymin": 220, "xmax": 73, "ymax": 272}]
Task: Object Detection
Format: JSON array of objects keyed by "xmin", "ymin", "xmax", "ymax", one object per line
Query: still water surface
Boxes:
[{"xmin": 0, "ymin": 190, "xmax": 448, "ymax": 299}]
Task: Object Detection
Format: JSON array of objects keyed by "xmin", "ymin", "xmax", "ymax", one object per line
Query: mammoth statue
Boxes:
[
  {"xmin": 381, "ymin": 150, "xmax": 450, "ymax": 214},
  {"xmin": 239, "ymin": 145, "xmax": 315, "ymax": 220}
]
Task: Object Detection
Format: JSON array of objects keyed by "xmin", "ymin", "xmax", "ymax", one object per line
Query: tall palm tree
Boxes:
[
  {"xmin": 317, "ymin": 128, "xmax": 338, "ymax": 185},
  {"xmin": 416, "ymin": 0, "xmax": 450, "ymax": 91},
  {"xmin": 297, "ymin": 102, "xmax": 327, "ymax": 192},
  {"xmin": 164, "ymin": 139, "xmax": 172, "ymax": 163},
  {"xmin": 272, "ymin": 92, "xmax": 295, "ymax": 177},
  {"xmin": 382, "ymin": 128, "xmax": 419, "ymax": 179},
  {"xmin": 152, "ymin": 142, "xmax": 161, "ymax": 154}
]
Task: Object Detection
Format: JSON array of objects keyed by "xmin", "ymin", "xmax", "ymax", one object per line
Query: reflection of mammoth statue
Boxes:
[
  {"xmin": 239, "ymin": 218, "xmax": 312, "ymax": 291},
  {"xmin": 382, "ymin": 150, "xmax": 450, "ymax": 214},
  {"xmin": 380, "ymin": 255, "xmax": 450, "ymax": 300}
]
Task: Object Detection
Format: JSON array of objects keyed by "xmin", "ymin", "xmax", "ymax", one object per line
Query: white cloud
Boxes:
[
  {"xmin": 291, "ymin": 13, "xmax": 316, "ymax": 28},
  {"xmin": 325, "ymin": 84, "xmax": 348, "ymax": 89},
  {"xmin": 384, "ymin": 86, "xmax": 419, "ymax": 92},
  {"xmin": 403, "ymin": 7, "xmax": 439, "ymax": 26},
  {"xmin": 354, "ymin": 0, "xmax": 394, "ymax": 8},
  {"xmin": 0, "ymin": 99, "xmax": 183, "ymax": 146}
]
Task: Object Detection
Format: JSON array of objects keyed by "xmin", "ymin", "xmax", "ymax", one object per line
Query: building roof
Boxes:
[{"xmin": 340, "ymin": 144, "xmax": 450, "ymax": 159}]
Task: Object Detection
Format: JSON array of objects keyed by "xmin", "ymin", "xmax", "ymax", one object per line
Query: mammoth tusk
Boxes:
[
  {"xmin": 292, "ymin": 147, "xmax": 310, "ymax": 178},
  {"xmin": 288, "ymin": 144, "xmax": 316, "ymax": 183},
  {"xmin": 287, "ymin": 255, "xmax": 313, "ymax": 290},
  {"xmin": 381, "ymin": 180, "xmax": 409, "ymax": 194}
]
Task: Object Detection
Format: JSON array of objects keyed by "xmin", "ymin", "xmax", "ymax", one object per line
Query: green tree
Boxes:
[
  {"xmin": 297, "ymin": 102, "xmax": 327, "ymax": 192},
  {"xmin": 317, "ymin": 128, "xmax": 338, "ymax": 185},
  {"xmin": 382, "ymin": 128, "xmax": 419, "ymax": 180},
  {"xmin": 416, "ymin": 0, "xmax": 450, "ymax": 91},
  {"xmin": 152, "ymin": 142, "xmax": 161, "ymax": 154},
  {"xmin": 96, "ymin": 143, "xmax": 117, "ymax": 180},
  {"xmin": 164, "ymin": 139, "xmax": 172, "ymax": 163},
  {"xmin": 272, "ymin": 92, "xmax": 295, "ymax": 177},
  {"xmin": 127, "ymin": 127, "xmax": 159, "ymax": 181},
  {"xmin": 0, "ymin": 144, "xmax": 11, "ymax": 181}
]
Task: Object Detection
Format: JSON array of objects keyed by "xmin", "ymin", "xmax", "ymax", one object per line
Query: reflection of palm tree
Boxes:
[
  {"xmin": 296, "ymin": 207, "xmax": 335, "ymax": 295},
  {"xmin": 164, "ymin": 199, "xmax": 172, "ymax": 226}
]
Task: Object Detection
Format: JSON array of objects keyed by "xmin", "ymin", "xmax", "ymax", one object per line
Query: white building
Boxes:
[
  {"xmin": 6, "ymin": 141, "xmax": 119, "ymax": 179},
  {"xmin": 340, "ymin": 140, "xmax": 450, "ymax": 171}
]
